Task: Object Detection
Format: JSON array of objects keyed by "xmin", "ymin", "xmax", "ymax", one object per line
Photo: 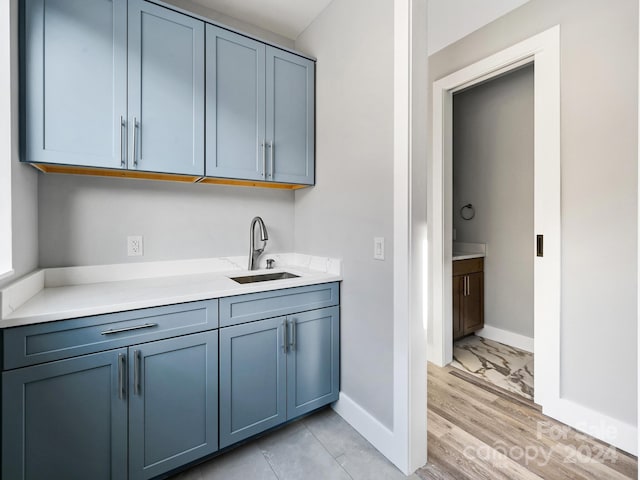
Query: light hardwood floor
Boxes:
[{"xmin": 419, "ymin": 363, "xmax": 637, "ymax": 480}]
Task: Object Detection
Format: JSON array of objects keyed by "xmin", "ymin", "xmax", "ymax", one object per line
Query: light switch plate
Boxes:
[{"xmin": 374, "ymin": 237, "xmax": 385, "ymax": 260}]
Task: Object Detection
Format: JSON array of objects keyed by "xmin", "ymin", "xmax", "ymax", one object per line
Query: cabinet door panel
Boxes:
[
  {"xmin": 287, "ymin": 307, "xmax": 339, "ymax": 419},
  {"xmin": 463, "ymin": 272, "xmax": 484, "ymax": 335},
  {"xmin": 128, "ymin": 0, "xmax": 204, "ymax": 175},
  {"xmin": 23, "ymin": 0, "xmax": 127, "ymax": 168},
  {"xmin": 453, "ymin": 276, "xmax": 463, "ymax": 341},
  {"xmin": 2, "ymin": 349, "xmax": 127, "ymax": 480},
  {"xmin": 219, "ymin": 317, "xmax": 286, "ymax": 448},
  {"xmin": 128, "ymin": 331, "xmax": 218, "ymax": 480},
  {"xmin": 206, "ymin": 25, "xmax": 265, "ymax": 180},
  {"xmin": 266, "ymin": 47, "xmax": 315, "ymax": 185}
]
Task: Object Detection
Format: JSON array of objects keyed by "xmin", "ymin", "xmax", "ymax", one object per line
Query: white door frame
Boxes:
[{"xmin": 428, "ymin": 26, "xmax": 561, "ymax": 409}]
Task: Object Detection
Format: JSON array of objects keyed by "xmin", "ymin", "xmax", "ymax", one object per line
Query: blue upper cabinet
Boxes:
[
  {"xmin": 22, "ymin": 0, "xmax": 127, "ymax": 168},
  {"xmin": 206, "ymin": 26, "xmax": 266, "ymax": 181},
  {"xmin": 266, "ymin": 47, "xmax": 315, "ymax": 185},
  {"xmin": 22, "ymin": 0, "xmax": 315, "ymax": 185},
  {"xmin": 128, "ymin": 0, "xmax": 205, "ymax": 175}
]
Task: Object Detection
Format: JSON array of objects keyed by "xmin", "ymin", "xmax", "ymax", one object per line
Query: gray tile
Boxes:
[
  {"xmin": 199, "ymin": 443, "xmax": 277, "ymax": 480},
  {"xmin": 303, "ymin": 408, "xmax": 367, "ymax": 458},
  {"xmin": 305, "ymin": 409, "xmax": 411, "ymax": 480},
  {"xmin": 168, "ymin": 466, "xmax": 202, "ymax": 480},
  {"xmin": 335, "ymin": 448, "xmax": 409, "ymax": 480},
  {"xmin": 257, "ymin": 420, "xmax": 352, "ymax": 480}
]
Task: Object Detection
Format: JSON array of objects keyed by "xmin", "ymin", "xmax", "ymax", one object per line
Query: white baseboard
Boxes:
[
  {"xmin": 544, "ymin": 398, "xmax": 637, "ymax": 456},
  {"xmin": 476, "ymin": 325, "xmax": 534, "ymax": 352},
  {"xmin": 331, "ymin": 393, "xmax": 399, "ymax": 466}
]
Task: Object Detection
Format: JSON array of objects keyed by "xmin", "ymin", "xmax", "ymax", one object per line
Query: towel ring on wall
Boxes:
[{"xmin": 460, "ymin": 204, "xmax": 475, "ymax": 221}]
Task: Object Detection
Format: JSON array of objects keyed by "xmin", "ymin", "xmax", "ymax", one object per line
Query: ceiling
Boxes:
[
  {"xmin": 190, "ymin": 0, "xmax": 530, "ymax": 51},
  {"xmin": 190, "ymin": 0, "xmax": 334, "ymax": 40}
]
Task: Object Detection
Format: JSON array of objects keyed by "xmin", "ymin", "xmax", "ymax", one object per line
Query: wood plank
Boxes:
[{"xmin": 420, "ymin": 363, "xmax": 638, "ymax": 480}]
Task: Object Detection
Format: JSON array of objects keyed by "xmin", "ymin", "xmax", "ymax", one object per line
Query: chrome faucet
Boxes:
[{"xmin": 248, "ymin": 216, "xmax": 269, "ymax": 270}]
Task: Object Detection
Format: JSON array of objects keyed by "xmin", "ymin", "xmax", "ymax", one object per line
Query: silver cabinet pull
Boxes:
[
  {"xmin": 269, "ymin": 141, "xmax": 274, "ymax": 179},
  {"xmin": 118, "ymin": 353, "xmax": 126, "ymax": 400},
  {"xmin": 134, "ymin": 349, "xmax": 142, "ymax": 396},
  {"xmin": 132, "ymin": 117, "xmax": 139, "ymax": 167},
  {"xmin": 100, "ymin": 323, "xmax": 158, "ymax": 335},
  {"xmin": 282, "ymin": 320, "xmax": 288, "ymax": 353},
  {"xmin": 261, "ymin": 141, "xmax": 266, "ymax": 178},
  {"xmin": 120, "ymin": 116, "xmax": 126, "ymax": 167},
  {"xmin": 290, "ymin": 318, "xmax": 296, "ymax": 351}
]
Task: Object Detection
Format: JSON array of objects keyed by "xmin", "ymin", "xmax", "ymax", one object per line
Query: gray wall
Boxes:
[
  {"xmin": 0, "ymin": 0, "xmax": 38, "ymax": 290},
  {"xmin": 294, "ymin": 0, "xmax": 395, "ymax": 428},
  {"xmin": 453, "ymin": 65, "xmax": 534, "ymax": 338},
  {"xmin": 430, "ymin": 0, "xmax": 637, "ymax": 425},
  {"xmin": 38, "ymin": 175, "xmax": 294, "ymax": 267}
]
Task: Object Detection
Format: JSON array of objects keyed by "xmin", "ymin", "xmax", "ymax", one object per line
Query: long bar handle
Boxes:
[
  {"xmin": 268, "ymin": 141, "xmax": 274, "ymax": 179},
  {"xmin": 101, "ymin": 323, "xmax": 157, "ymax": 335},
  {"xmin": 120, "ymin": 116, "xmax": 126, "ymax": 167},
  {"xmin": 134, "ymin": 349, "xmax": 141, "ymax": 395},
  {"xmin": 290, "ymin": 318, "xmax": 296, "ymax": 351},
  {"xmin": 463, "ymin": 276, "xmax": 468, "ymax": 296},
  {"xmin": 261, "ymin": 141, "xmax": 267, "ymax": 178},
  {"xmin": 132, "ymin": 117, "xmax": 139, "ymax": 167},
  {"xmin": 118, "ymin": 353, "xmax": 126, "ymax": 400},
  {"xmin": 282, "ymin": 320, "xmax": 288, "ymax": 353}
]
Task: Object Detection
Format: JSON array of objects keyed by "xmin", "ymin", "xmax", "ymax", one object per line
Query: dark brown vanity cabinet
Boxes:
[{"xmin": 453, "ymin": 258, "xmax": 484, "ymax": 340}]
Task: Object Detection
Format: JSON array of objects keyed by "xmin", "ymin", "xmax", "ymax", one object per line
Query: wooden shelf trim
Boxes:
[{"xmin": 30, "ymin": 164, "xmax": 310, "ymax": 190}]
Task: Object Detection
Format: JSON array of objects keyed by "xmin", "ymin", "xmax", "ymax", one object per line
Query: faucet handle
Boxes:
[{"xmin": 266, "ymin": 259, "xmax": 275, "ymax": 270}]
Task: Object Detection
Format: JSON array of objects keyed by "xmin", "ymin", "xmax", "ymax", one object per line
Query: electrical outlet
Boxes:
[
  {"xmin": 127, "ymin": 235, "xmax": 143, "ymax": 257},
  {"xmin": 374, "ymin": 237, "xmax": 385, "ymax": 260}
]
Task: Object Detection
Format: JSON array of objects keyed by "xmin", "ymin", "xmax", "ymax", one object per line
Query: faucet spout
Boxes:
[{"xmin": 248, "ymin": 217, "xmax": 269, "ymax": 270}]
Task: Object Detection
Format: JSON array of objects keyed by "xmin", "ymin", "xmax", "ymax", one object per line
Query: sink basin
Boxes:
[{"xmin": 230, "ymin": 272, "xmax": 300, "ymax": 284}]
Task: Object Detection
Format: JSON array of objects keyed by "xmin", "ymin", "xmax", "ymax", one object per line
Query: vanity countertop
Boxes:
[
  {"xmin": 0, "ymin": 253, "xmax": 342, "ymax": 328},
  {"xmin": 453, "ymin": 253, "xmax": 485, "ymax": 261}
]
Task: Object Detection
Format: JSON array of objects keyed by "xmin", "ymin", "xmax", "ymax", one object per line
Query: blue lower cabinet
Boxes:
[
  {"xmin": 2, "ymin": 349, "xmax": 128, "ymax": 480},
  {"xmin": 128, "ymin": 331, "xmax": 219, "ymax": 480},
  {"xmin": 219, "ymin": 306, "xmax": 340, "ymax": 449},
  {"xmin": 219, "ymin": 317, "xmax": 287, "ymax": 448},
  {"xmin": 287, "ymin": 307, "xmax": 340, "ymax": 419}
]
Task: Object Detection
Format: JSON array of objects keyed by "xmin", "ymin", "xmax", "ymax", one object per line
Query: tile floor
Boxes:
[
  {"xmin": 450, "ymin": 335, "xmax": 534, "ymax": 400},
  {"xmin": 170, "ymin": 408, "xmax": 421, "ymax": 480}
]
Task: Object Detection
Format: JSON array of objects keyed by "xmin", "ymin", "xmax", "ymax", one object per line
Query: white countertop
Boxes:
[
  {"xmin": 452, "ymin": 253, "xmax": 485, "ymax": 261},
  {"xmin": 0, "ymin": 253, "xmax": 342, "ymax": 328},
  {"xmin": 452, "ymin": 242, "xmax": 487, "ymax": 261}
]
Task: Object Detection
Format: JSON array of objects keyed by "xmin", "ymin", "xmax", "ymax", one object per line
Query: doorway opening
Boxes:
[{"xmin": 449, "ymin": 63, "xmax": 535, "ymax": 401}]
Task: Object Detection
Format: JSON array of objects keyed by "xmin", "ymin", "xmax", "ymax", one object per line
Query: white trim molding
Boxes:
[
  {"xmin": 331, "ymin": 395, "xmax": 396, "ymax": 458},
  {"xmin": 429, "ymin": 26, "xmax": 561, "ymax": 411},
  {"xmin": 544, "ymin": 399, "xmax": 637, "ymax": 456},
  {"xmin": 475, "ymin": 327, "xmax": 534, "ymax": 353},
  {"xmin": 0, "ymin": 0, "xmax": 13, "ymax": 278}
]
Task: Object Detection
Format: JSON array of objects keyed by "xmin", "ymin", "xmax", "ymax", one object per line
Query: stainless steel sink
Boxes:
[{"xmin": 230, "ymin": 272, "xmax": 300, "ymax": 284}]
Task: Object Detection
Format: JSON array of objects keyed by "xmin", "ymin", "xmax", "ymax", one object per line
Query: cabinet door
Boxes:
[
  {"xmin": 128, "ymin": 331, "xmax": 218, "ymax": 480},
  {"xmin": 23, "ymin": 0, "xmax": 127, "ymax": 168},
  {"xmin": 287, "ymin": 307, "xmax": 339, "ymax": 420},
  {"xmin": 2, "ymin": 349, "xmax": 127, "ymax": 480},
  {"xmin": 206, "ymin": 25, "xmax": 266, "ymax": 181},
  {"xmin": 452, "ymin": 276, "xmax": 463, "ymax": 341},
  {"xmin": 219, "ymin": 317, "xmax": 287, "ymax": 448},
  {"xmin": 463, "ymin": 272, "xmax": 484, "ymax": 335},
  {"xmin": 266, "ymin": 47, "xmax": 315, "ymax": 185},
  {"xmin": 128, "ymin": 0, "xmax": 205, "ymax": 175}
]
